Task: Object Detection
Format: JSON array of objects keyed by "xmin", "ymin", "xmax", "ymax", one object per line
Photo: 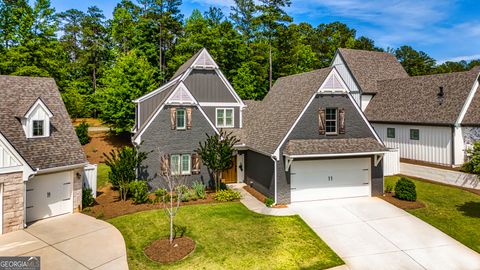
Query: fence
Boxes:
[
  {"xmin": 384, "ymin": 148, "xmax": 400, "ymax": 176},
  {"xmin": 82, "ymin": 164, "xmax": 98, "ymax": 198}
]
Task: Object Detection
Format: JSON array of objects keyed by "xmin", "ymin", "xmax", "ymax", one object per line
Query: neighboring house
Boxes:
[
  {"xmin": 132, "ymin": 49, "xmax": 246, "ymax": 189},
  {"xmin": 0, "ymin": 76, "xmax": 87, "ymax": 234},
  {"xmin": 333, "ymin": 48, "xmax": 480, "ymax": 167},
  {"xmin": 134, "ymin": 48, "xmax": 386, "ymax": 204}
]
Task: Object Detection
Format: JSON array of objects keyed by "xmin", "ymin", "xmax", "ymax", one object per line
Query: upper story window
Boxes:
[
  {"xmin": 32, "ymin": 120, "xmax": 45, "ymax": 137},
  {"xmin": 325, "ymin": 108, "xmax": 337, "ymax": 135},
  {"xmin": 410, "ymin": 129, "xmax": 420, "ymax": 140},
  {"xmin": 387, "ymin": 128, "xmax": 395, "ymax": 138},
  {"xmin": 216, "ymin": 108, "xmax": 234, "ymax": 128},
  {"xmin": 176, "ymin": 109, "xmax": 186, "ymax": 130}
]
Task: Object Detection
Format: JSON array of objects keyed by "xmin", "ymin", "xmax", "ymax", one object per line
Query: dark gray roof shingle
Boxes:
[
  {"xmin": 462, "ymin": 79, "xmax": 480, "ymax": 126},
  {"xmin": 0, "ymin": 75, "xmax": 87, "ymax": 170},
  {"xmin": 243, "ymin": 68, "xmax": 332, "ymax": 155},
  {"xmin": 284, "ymin": 138, "xmax": 386, "ymax": 156},
  {"xmin": 365, "ymin": 70, "xmax": 479, "ymax": 125},
  {"xmin": 338, "ymin": 48, "xmax": 409, "ymax": 93}
]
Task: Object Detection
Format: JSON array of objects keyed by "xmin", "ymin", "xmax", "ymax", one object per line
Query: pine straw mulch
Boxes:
[
  {"xmin": 144, "ymin": 237, "xmax": 196, "ymax": 264},
  {"xmin": 83, "ymin": 184, "xmax": 216, "ymax": 220},
  {"xmin": 243, "ymin": 186, "xmax": 288, "ymax": 208},
  {"xmin": 82, "ymin": 131, "xmax": 132, "ymax": 164},
  {"xmin": 379, "ymin": 192, "xmax": 425, "ymax": 210}
]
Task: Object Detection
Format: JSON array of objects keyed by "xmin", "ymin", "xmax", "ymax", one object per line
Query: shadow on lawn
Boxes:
[{"xmin": 456, "ymin": 201, "xmax": 480, "ymax": 218}]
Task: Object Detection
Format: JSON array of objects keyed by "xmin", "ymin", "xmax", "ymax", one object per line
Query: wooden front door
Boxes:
[{"xmin": 222, "ymin": 156, "xmax": 237, "ymax": 184}]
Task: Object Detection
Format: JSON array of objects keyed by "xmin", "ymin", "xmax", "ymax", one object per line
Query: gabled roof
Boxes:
[
  {"xmin": 337, "ymin": 48, "xmax": 409, "ymax": 93},
  {"xmin": 0, "ymin": 75, "xmax": 87, "ymax": 170},
  {"xmin": 171, "ymin": 49, "xmax": 203, "ymax": 79},
  {"xmin": 365, "ymin": 70, "xmax": 479, "ymax": 125},
  {"xmin": 284, "ymin": 138, "xmax": 386, "ymax": 156},
  {"xmin": 462, "ymin": 76, "xmax": 480, "ymax": 126},
  {"xmin": 243, "ymin": 68, "xmax": 333, "ymax": 155}
]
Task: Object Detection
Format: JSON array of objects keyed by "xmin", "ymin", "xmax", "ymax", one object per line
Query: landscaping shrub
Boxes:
[
  {"xmin": 219, "ymin": 182, "xmax": 228, "ymax": 191},
  {"xmin": 75, "ymin": 121, "xmax": 90, "ymax": 145},
  {"xmin": 264, "ymin": 197, "xmax": 274, "ymax": 207},
  {"xmin": 214, "ymin": 189, "xmax": 241, "ymax": 202},
  {"xmin": 187, "ymin": 189, "xmax": 198, "ymax": 201},
  {"xmin": 192, "ymin": 180, "xmax": 206, "ymax": 199},
  {"xmin": 385, "ymin": 183, "xmax": 394, "ymax": 193},
  {"xmin": 129, "ymin": 181, "xmax": 149, "ymax": 204},
  {"xmin": 82, "ymin": 187, "xmax": 95, "ymax": 208},
  {"xmin": 462, "ymin": 141, "xmax": 480, "ymax": 175},
  {"xmin": 176, "ymin": 185, "xmax": 190, "ymax": 202},
  {"xmin": 173, "ymin": 224, "xmax": 187, "ymax": 239},
  {"xmin": 154, "ymin": 188, "xmax": 167, "ymax": 202},
  {"xmin": 395, "ymin": 177, "xmax": 417, "ymax": 201}
]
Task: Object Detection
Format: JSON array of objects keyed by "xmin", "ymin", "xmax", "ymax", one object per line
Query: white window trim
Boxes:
[
  {"xmin": 176, "ymin": 109, "xmax": 186, "ymax": 130},
  {"xmin": 216, "ymin": 108, "xmax": 234, "ymax": 128},
  {"xmin": 325, "ymin": 108, "xmax": 338, "ymax": 135},
  {"xmin": 387, "ymin": 127, "xmax": 395, "ymax": 138},
  {"xmin": 32, "ymin": 120, "xmax": 46, "ymax": 137},
  {"xmin": 181, "ymin": 154, "xmax": 191, "ymax": 175},
  {"xmin": 171, "ymin": 154, "xmax": 181, "ymax": 175}
]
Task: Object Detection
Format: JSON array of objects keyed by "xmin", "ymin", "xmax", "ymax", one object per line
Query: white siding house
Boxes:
[{"xmin": 332, "ymin": 54, "xmax": 361, "ymax": 106}]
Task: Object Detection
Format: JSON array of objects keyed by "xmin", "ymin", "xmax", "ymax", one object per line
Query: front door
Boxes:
[{"xmin": 222, "ymin": 156, "xmax": 237, "ymax": 184}]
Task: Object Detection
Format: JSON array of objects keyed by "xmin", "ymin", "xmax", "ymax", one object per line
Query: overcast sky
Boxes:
[{"xmin": 50, "ymin": 0, "xmax": 480, "ymax": 63}]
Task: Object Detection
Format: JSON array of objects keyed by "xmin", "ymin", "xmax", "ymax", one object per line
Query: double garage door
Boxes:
[
  {"xmin": 26, "ymin": 171, "xmax": 73, "ymax": 223},
  {"xmin": 291, "ymin": 158, "xmax": 371, "ymax": 202}
]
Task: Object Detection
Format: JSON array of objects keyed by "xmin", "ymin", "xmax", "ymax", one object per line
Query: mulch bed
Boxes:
[
  {"xmin": 145, "ymin": 237, "xmax": 196, "ymax": 264},
  {"xmin": 83, "ymin": 131, "xmax": 132, "ymax": 164},
  {"xmin": 380, "ymin": 192, "xmax": 425, "ymax": 210},
  {"xmin": 83, "ymin": 184, "xmax": 217, "ymax": 220},
  {"xmin": 243, "ymin": 186, "xmax": 288, "ymax": 208}
]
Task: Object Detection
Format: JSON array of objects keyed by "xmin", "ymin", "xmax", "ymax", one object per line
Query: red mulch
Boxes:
[
  {"xmin": 83, "ymin": 184, "xmax": 217, "ymax": 220},
  {"xmin": 82, "ymin": 131, "xmax": 132, "ymax": 164},
  {"xmin": 242, "ymin": 186, "xmax": 288, "ymax": 208},
  {"xmin": 145, "ymin": 237, "xmax": 196, "ymax": 264},
  {"xmin": 379, "ymin": 192, "xmax": 425, "ymax": 210}
]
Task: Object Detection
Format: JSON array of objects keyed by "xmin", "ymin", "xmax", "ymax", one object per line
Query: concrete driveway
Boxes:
[
  {"xmin": 0, "ymin": 213, "xmax": 128, "ymax": 270},
  {"xmin": 290, "ymin": 197, "xmax": 480, "ymax": 270}
]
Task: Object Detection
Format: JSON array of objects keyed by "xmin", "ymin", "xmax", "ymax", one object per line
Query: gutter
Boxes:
[
  {"xmin": 284, "ymin": 151, "xmax": 387, "ymax": 159},
  {"xmin": 36, "ymin": 162, "xmax": 89, "ymax": 175}
]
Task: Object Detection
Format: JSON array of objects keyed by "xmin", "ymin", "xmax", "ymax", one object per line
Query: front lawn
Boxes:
[
  {"xmin": 109, "ymin": 203, "xmax": 343, "ymax": 270},
  {"xmin": 386, "ymin": 176, "xmax": 480, "ymax": 253},
  {"xmin": 96, "ymin": 163, "xmax": 110, "ymax": 190}
]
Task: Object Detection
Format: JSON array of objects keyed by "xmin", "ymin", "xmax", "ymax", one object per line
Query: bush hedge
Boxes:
[
  {"xmin": 129, "ymin": 181, "xmax": 149, "ymax": 204},
  {"xmin": 395, "ymin": 177, "xmax": 417, "ymax": 201},
  {"xmin": 75, "ymin": 121, "xmax": 90, "ymax": 145},
  {"xmin": 214, "ymin": 189, "xmax": 241, "ymax": 202}
]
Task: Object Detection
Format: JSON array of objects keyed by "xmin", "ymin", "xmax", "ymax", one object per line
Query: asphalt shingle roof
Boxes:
[
  {"xmin": 338, "ymin": 48, "xmax": 409, "ymax": 93},
  {"xmin": 0, "ymin": 75, "xmax": 87, "ymax": 170},
  {"xmin": 284, "ymin": 138, "xmax": 386, "ymax": 156},
  {"xmin": 365, "ymin": 70, "xmax": 479, "ymax": 125},
  {"xmin": 243, "ymin": 68, "xmax": 332, "ymax": 155}
]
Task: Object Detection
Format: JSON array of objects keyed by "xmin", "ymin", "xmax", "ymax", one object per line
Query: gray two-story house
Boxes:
[{"xmin": 133, "ymin": 48, "xmax": 386, "ymax": 204}]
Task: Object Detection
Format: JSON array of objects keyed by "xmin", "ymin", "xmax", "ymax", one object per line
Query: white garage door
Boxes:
[
  {"xmin": 26, "ymin": 171, "xmax": 73, "ymax": 223},
  {"xmin": 291, "ymin": 158, "xmax": 371, "ymax": 202}
]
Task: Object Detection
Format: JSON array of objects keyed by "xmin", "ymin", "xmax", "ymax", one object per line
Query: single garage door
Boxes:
[
  {"xmin": 291, "ymin": 158, "xmax": 370, "ymax": 202},
  {"xmin": 26, "ymin": 171, "xmax": 73, "ymax": 223}
]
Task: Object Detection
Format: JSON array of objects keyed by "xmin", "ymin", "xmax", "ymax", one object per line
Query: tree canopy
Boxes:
[{"xmin": 0, "ymin": 0, "xmax": 478, "ymax": 133}]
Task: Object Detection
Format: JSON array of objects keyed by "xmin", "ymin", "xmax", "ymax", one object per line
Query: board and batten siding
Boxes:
[
  {"xmin": 0, "ymin": 140, "xmax": 22, "ymax": 171},
  {"xmin": 332, "ymin": 55, "xmax": 361, "ymax": 105},
  {"xmin": 373, "ymin": 123, "xmax": 452, "ymax": 165},
  {"xmin": 138, "ymin": 86, "xmax": 172, "ymax": 128}
]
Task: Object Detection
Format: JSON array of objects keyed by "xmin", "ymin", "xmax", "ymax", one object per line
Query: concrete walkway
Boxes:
[
  {"xmin": 233, "ymin": 184, "xmax": 480, "ymax": 269},
  {"xmin": 401, "ymin": 162, "xmax": 480, "ymax": 189},
  {"xmin": 0, "ymin": 213, "xmax": 128, "ymax": 270}
]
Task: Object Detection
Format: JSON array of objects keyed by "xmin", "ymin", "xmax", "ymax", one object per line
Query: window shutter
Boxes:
[
  {"xmin": 186, "ymin": 107, "xmax": 192, "ymax": 130},
  {"xmin": 318, "ymin": 108, "xmax": 326, "ymax": 135},
  {"xmin": 160, "ymin": 154, "xmax": 170, "ymax": 176},
  {"xmin": 339, "ymin": 108, "xmax": 346, "ymax": 134},
  {"xmin": 170, "ymin": 108, "xmax": 176, "ymax": 130},
  {"xmin": 191, "ymin": 153, "xmax": 201, "ymax": 175}
]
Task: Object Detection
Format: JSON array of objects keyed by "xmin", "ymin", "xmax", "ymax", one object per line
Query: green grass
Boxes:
[
  {"xmin": 386, "ymin": 176, "xmax": 480, "ymax": 253},
  {"xmin": 96, "ymin": 163, "xmax": 110, "ymax": 190},
  {"xmin": 109, "ymin": 203, "xmax": 343, "ymax": 270}
]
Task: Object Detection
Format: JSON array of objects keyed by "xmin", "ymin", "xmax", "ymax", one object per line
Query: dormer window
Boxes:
[
  {"xmin": 23, "ymin": 98, "xmax": 53, "ymax": 138},
  {"xmin": 32, "ymin": 120, "xmax": 45, "ymax": 137}
]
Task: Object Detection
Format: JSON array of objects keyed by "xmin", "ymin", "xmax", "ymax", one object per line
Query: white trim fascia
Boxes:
[
  {"xmin": 25, "ymin": 98, "xmax": 53, "ymax": 118},
  {"xmin": 456, "ymin": 74, "xmax": 480, "ymax": 125},
  {"xmin": 36, "ymin": 162, "xmax": 88, "ymax": 175},
  {"xmin": 318, "ymin": 68, "xmax": 350, "ymax": 93},
  {"xmin": 198, "ymin": 105, "xmax": 220, "ymax": 135},
  {"xmin": 199, "ymin": 102, "xmax": 242, "ymax": 107},
  {"xmin": 0, "ymin": 133, "xmax": 34, "ymax": 180},
  {"xmin": 134, "ymin": 103, "xmax": 164, "ymax": 145},
  {"xmin": 0, "ymin": 183, "xmax": 3, "ymax": 234},
  {"xmin": 215, "ymin": 108, "xmax": 235, "ymax": 128},
  {"xmin": 240, "ymin": 106, "xmax": 243, "ymax": 128},
  {"xmin": 285, "ymin": 151, "xmax": 386, "ymax": 159},
  {"xmin": 0, "ymin": 166, "xmax": 23, "ymax": 174},
  {"xmin": 133, "ymin": 76, "xmax": 181, "ymax": 103},
  {"xmin": 214, "ymin": 68, "xmax": 245, "ymax": 106},
  {"xmin": 164, "ymin": 82, "xmax": 198, "ymax": 105}
]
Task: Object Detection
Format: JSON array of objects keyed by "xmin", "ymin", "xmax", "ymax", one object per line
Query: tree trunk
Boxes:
[{"xmin": 169, "ymin": 193, "xmax": 173, "ymax": 244}]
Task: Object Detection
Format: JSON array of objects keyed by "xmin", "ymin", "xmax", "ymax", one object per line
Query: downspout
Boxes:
[
  {"xmin": 451, "ymin": 125, "xmax": 456, "ymax": 167},
  {"xmin": 270, "ymin": 155, "xmax": 278, "ymax": 205}
]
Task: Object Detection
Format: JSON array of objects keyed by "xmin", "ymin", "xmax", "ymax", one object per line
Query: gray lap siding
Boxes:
[{"xmin": 138, "ymin": 105, "xmax": 215, "ymax": 190}]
